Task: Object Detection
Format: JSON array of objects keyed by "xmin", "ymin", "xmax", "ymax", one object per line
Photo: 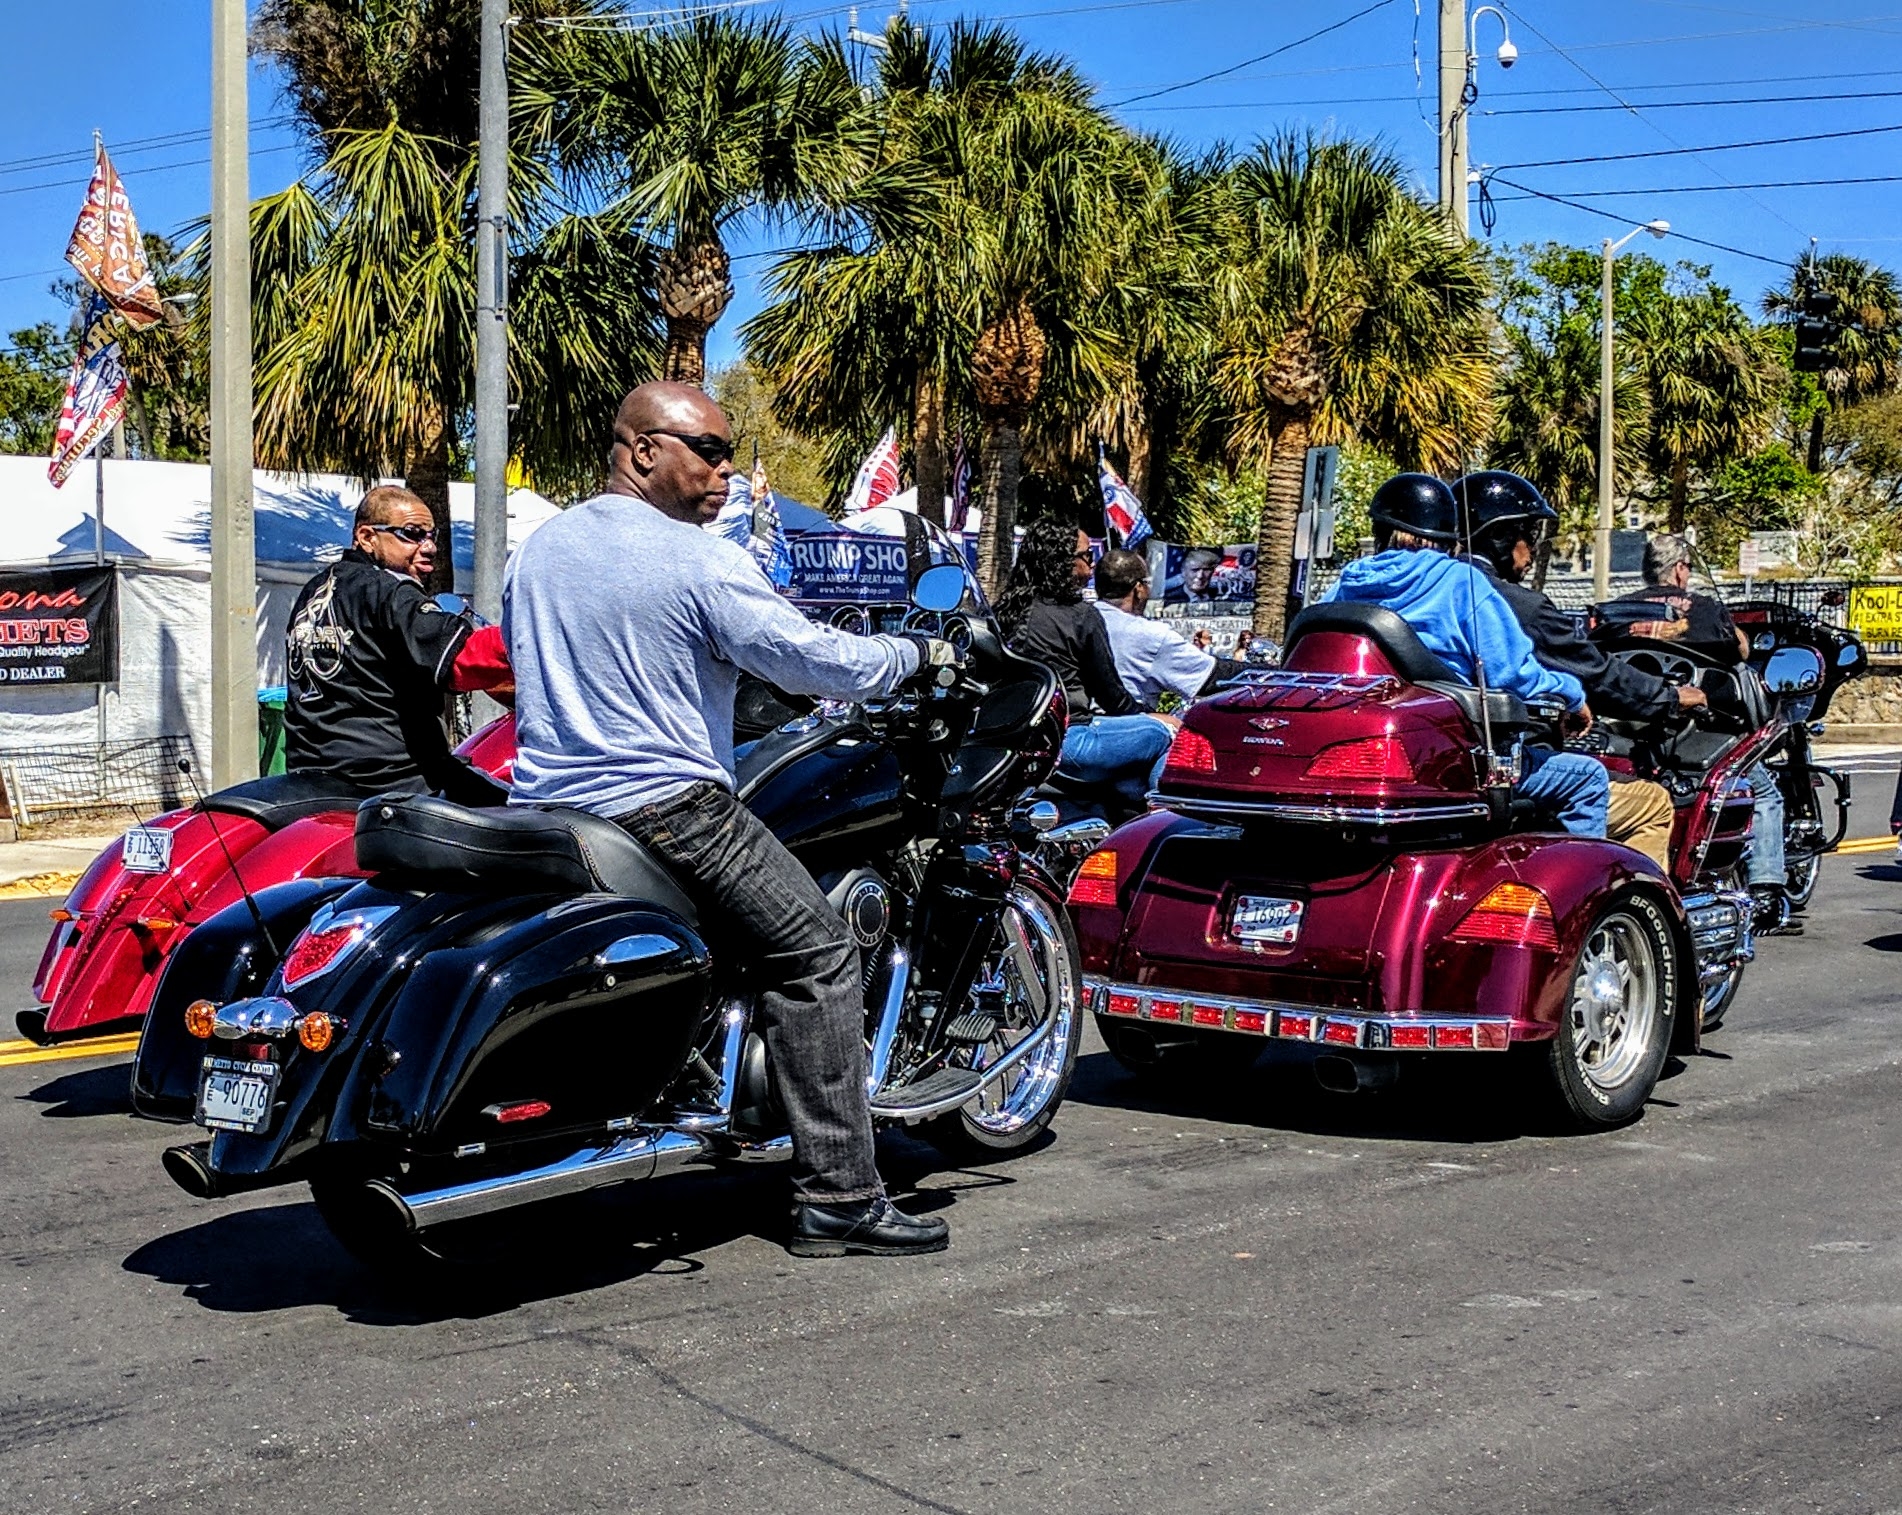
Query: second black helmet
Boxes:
[
  {"xmin": 1451, "ymin": 471, "xmax": 1557, "ymax": 576},
  {"xmin": 1368, "ymin": 473, "xmax": 1461, "ymax": 545}
]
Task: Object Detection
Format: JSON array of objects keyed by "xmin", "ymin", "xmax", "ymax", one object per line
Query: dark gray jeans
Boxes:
[{"xmin": 615, "ymin": 781, "xmax": 882, "ymax": 1205}]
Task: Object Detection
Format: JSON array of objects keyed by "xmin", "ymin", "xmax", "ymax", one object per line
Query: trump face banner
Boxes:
[
  {"xmin": 65, "ymin": 144, "xmax": 164, "ymax": 328},
  {"xmin": 0, "ymin": 564, "xmax": 119, "ymax": 685},
  {"xmin": 47, "ymin": 290, "xmax": 129, "ymax": 488}
]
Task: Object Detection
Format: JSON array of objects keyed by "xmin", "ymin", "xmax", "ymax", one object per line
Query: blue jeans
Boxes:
[
  {"xmin": 1060, "ymin": 714, "xmax": 1175, "ymax": 811},
  {"xmin": 1519, "ymin": 748, "xmax": 1610, "ymax": 837},
  {"xmin": 1746, "ymin": 761, "xmax": 1786, "ymax": 887}
]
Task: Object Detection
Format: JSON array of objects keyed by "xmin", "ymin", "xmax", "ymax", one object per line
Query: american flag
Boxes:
[
  {"xmin": 749, "ymin": 451, "xmax": 793, "ymax": 591},
  {"xmin": 1097, "ymin": 448, "xmax": 1153, "ymax": 549},
  {"xmin": 947, "ymin": 432, "xmax": 972, "ymax": 532},
  {"xmin": 48, "ymin": 289, "xmax": 128, "ymax": 488},
  {"xmin": 843, "ymin": 428, "xmax": 901, "ymax": 515}
]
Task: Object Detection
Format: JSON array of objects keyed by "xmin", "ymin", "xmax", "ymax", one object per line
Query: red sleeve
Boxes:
[{"xmin": 448, "ymin": 624, "xmax": 514, "ymax": 698}]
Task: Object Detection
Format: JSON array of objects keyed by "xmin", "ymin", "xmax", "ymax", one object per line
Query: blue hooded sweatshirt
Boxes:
[{"xmin": 1327, "ymin": 548, "xmax": 1585, "ymax": 711}]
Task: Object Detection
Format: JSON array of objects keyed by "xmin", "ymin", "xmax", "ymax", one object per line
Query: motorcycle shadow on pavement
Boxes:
[
  {"xmin": 119, "ymin": 1136, "xmax": 994, "ymax": 1324},
  {"xmin": 1069, "ymin": 1044, "xmax": 1685, "ymax": 1145},
  {"xmin": 18, "ymin": 1062, "xmax": 136, "ymax": 1119}
]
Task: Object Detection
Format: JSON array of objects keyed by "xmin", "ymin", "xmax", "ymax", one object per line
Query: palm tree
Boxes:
[
  {"xmin": 746, "ymin": 20, "xmax": 1128, "ymax": 578},
  {"xmin": 1211, "ymin": 134, "xmax": 1496, "ymax": 638},
  {"xmin": 232, "ymin": 0, "xmax": 660, "ymax": 586},
  {"xmin": 525, "ymin": 14, "xmax": 874, "ymax": 389},
  {"xmin": 1626, "ymin": 287, "xmax": 1780, "ymax": 532},
  {"xmin": 1490, "ymin": 314, "xmax": 1648, "ymax": 561},
  {"xmin": 1763, "ymin": 252, "xmax": 1902, "ymax": 472}
]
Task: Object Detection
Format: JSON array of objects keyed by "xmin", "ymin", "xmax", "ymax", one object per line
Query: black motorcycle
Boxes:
[
  {"xmin": 1730, "ymin": 598, "xmax": 1864, "ymax": 911},
  {"xmin": 131, "ymin": 564, "xmax": 1083, "ymax": 1275}
]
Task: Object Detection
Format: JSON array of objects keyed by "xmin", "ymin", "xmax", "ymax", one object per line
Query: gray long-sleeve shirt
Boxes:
[{"xmin": 504, "ymin": 491, "xmax": 919, "ymax": 816}]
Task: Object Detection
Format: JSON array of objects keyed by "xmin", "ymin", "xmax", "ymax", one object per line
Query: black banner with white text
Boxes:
[{"xmin": 0, "ymin": 564, "xmax": 118, "ymax": 685}]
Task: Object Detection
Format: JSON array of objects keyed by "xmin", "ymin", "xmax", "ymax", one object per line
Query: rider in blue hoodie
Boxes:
[{"xmin": 1326, "ymin": 475, "xmax": 1609, "ymax": 838}]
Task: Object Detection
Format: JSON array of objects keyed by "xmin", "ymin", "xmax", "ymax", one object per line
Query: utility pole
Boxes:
[
  {"xmin": 473, "ymin": 0, "xmax": 509, "ymax": 634},
  {"xmin": 209, "ymin": 0, "xmax": 257, "ymax": 789},
  {"xmin": 1438, "ymin": 0, "xmax": 1467, "ymax": 236}
]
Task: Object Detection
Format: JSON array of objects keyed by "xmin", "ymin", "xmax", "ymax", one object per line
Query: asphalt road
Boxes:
[{"xmin": 2, "ymin": 771, "xmax": 1899, "ymax": 1515}]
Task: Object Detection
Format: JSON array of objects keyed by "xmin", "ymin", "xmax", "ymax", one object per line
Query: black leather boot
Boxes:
[{"xmin": 788, "ymin": 1195, "xmax": 949, "ymax": 1257}]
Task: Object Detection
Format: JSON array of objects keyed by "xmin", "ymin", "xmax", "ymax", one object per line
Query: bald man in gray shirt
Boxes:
[{"xmin": 505, "ymin": 382, "xmax": 951, "ymax": 1258}]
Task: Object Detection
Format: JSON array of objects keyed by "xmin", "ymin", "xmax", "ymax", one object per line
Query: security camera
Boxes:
[{"xmin": 1496, "ymin": 38, "xmax": 1518, "ymax": 67}]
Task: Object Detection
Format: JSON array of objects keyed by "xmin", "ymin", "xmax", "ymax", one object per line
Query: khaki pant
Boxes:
[{"xmin": 1607, "ymin": 777, "xmax": 1674, "ymax": 870}]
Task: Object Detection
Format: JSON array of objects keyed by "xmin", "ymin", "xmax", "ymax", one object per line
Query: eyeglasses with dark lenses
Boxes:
[
  {"xmin": 647, "ymin": 429, "xmax": 736, "ymax": 466},
  {"xmin": 372, "ymin": 524, "xmax": 438, "ymax": 545}
]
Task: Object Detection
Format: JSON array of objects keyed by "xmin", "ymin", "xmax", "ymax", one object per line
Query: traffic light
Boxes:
[{"xmin": 1793, "ymin": 286, "xmax": 1840, "ymax": 373}]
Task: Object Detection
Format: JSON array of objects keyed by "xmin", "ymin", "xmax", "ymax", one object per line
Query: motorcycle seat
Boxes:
[
  {"xmin": 199, "ymin": 771, "xmax": 377, "ymax": 832},
  {"xmin": 353, "ymin": 794, "xmax": 699, "ymax": 924}
]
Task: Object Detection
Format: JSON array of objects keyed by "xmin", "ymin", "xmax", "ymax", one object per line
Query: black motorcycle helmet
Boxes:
[
  {"xmin": 1452, "ymin": 470, "xmax": 1558, "ymax": 581},
  {"xmin": 1368, "ymin": 473, "xmax": 1460, "ymax": 548}
]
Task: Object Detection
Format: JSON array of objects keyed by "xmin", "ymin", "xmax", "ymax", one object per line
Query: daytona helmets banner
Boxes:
[{"xmin": 0, "ymin": 565, "xmax": 119, "ymax": 685}]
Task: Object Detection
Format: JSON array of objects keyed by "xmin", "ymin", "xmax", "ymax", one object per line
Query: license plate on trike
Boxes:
[
  {"xmin": 1230, "ymin": 894, "xmax": 1305, "ymax": 946},
  {"xmin": 195, "ymin": 1056, "xmax": 279, "ymax": 1134}
]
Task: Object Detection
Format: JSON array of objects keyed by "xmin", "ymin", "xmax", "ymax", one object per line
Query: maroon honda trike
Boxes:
[{"xmin": 1068, "ymin": 601, "xmax": 1765, "ymax": 1129}]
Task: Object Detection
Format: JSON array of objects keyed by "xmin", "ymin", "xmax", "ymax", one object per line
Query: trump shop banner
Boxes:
[{"xmin": 0, "ymin": 565, "xmax": 119, "ymax": 684}]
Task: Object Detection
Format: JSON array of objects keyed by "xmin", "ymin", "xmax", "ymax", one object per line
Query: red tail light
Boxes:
[
  {"xmin": 1067, "ymin": 849, "xmax": 1120, "ymax": 908},
  {"xmin": 486, "ymin": 1099, "xmax": 552, "ymax": 1124},
  {"xmin": 1448, "ymin": 882, "xmax": 1560, "ymax": 951},
  {"xmin": 280, "ymin": 906, "xmax": 397, "ymax": 989},
  {"xmin": 1304, "ymin": 736, "xmax": 1415, "ymax": 782},
  {"xmin": 1163, "ymin": 727, "xmax": 1216, "ymax": 774}
]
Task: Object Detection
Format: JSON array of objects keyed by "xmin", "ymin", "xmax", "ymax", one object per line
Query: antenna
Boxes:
[
  {"xmin": 1453, "ymin": 475, "xmax": 1499, "ymax": 774},
  {"xmin": 174, "ymin": 757, "xmax": 279, "ymax": 957}
]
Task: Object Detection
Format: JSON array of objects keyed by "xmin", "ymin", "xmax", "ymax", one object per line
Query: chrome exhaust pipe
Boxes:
[
  {"xmin": 373, "ymin": 1129, "xmax": 712, "ymax": 1231},
  {"xmin": 1314, "ymin": 1055, "xmax": 1400, "ymax": 1094},
  {"xmin": 162, "ymin": 1141, "xmax": 286, "ymax": 1200}
]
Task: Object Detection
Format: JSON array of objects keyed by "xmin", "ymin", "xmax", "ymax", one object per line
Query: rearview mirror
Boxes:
[
  {"xmin": 1762, "ymin": 645, "xmax": 1824, "ymax": 695},
  {"xmin": 912, "ymin": 564, "xmax": 967, "ymax": 613}
]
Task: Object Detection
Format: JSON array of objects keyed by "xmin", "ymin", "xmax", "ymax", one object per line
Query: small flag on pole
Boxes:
[
  {"xmin": 65, "ymin": 143, "xmax": 164, "ymax": 328},
  {"xmin": 947, "ymin": 432, "xmax": 972, "ymax": 533},
  {"xmin": 1097, "ymin": 447, "xmax": 1153, "ymax": 549},
  {"xmin": 842, "ymin": 428, "xmax": 901, "ymax": 515},
  {"xmin": 48, "ymin": 289, "xmax": 129, "ymax": 488}
]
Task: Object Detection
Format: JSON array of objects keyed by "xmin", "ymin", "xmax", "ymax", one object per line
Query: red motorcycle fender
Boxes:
[
  {"xmin": 37, "ymin": 810, "xmax": 272, "ymax": 1037},
  {"xmin": 1400, "ymin": 835, "xmax": 1693, "ymax": 1041}
]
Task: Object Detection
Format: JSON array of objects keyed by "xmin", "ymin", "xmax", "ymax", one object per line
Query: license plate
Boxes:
[
  {"xmin": 1231, "ymin": 894, "xmax": 1305, "ymax": 945},
  {"xmin": 196, "ymin": 1056, "xmax": 279, "ymax": 1134},
  {"xmin": 121, "ymin": 827, "xmax": 173, "ymax": 874}
]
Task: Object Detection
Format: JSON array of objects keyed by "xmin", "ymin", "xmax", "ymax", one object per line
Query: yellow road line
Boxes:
[
  {"xmin": 1835, "ymin": 836, "xmax": 1897, "ymax": 856},
  {"xmin": 0, "ymin": 1032, "xmax": 141, "ymax": 1069}
]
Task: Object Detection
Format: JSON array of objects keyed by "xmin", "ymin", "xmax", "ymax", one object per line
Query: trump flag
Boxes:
[
  {"xmin": 842, "ymin": 429, "xmax": 901, "ymax": 515},
  {"xmin": 1097, "ymin": 449, "xmax": 1153, "ymax": 549}
]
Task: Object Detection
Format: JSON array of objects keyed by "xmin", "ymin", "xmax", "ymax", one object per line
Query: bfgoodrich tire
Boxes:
[{"xmin": 1541, "ymin": 893, "xmax": 1677, "ymax": 1130}]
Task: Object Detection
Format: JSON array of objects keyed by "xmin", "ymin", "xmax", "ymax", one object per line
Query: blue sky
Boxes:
[{"xmin": 2, "ymin": 0, "xmax": 1897, "ymax": 369}]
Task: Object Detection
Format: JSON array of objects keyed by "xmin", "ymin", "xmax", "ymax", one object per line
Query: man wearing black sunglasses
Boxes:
[
  {"xmin": 284, "ymin": 484, "xmax": 486, "ymax": 798},
  {"xmin": 506, "ymin": 381, "xmax": 958, "ymax": 1259}
]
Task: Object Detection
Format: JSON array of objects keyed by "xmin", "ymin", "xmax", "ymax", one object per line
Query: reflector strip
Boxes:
[
  {"xmin": 1436, "ymin": 1024, "xmax": 1476, "ymax": 1049},
  {"xmin": 1190, "ymin": 1005, "xmax": 1225, "ymax": 1028},
  {"xmin": 1148, "ymin": 998, "xmax": 1183, "ymax": 1023},
  {"xmin": 1388, "ymin": 1024, "xmax": 1431, "ymax": 1048},
  {"xmin": 1321, "ymin": 1019, "xmax": 1362, "ymax": 1047},
  {"xmin": 1277, "ymin": 1012, "xmax": 1315, "ymax": 1041},
  {"xmin": 1106, "ymin": 991, "xmax": 1141, "ymax": 1017},
  {"xmin": 1232, "ymin": 1009, "xmax": 1269, "ymax": 1034},
  {"xmin": 1082, "ymin": 978, "xmax": 1514, "ymax": 1051}
]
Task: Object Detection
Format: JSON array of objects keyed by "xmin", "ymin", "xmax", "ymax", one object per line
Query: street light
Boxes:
[{"xmin": 1595, "ymin": 218, "xmax": 1670, "ymax": 599}]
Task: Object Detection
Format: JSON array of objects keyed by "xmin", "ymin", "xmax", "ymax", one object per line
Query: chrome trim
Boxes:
[
  {"xmin": 388, "ymin": 1129, "xmax": 712, "ymax": 1229},
  {"xmin": 1682, "ymin": 888, "xmax": 1755, "ymax": 988},
  {"xmin": 1020, "ymin": 800, "xmax": 1061, "ymax": 833},
  {"xmin": 1149, "ymin": 793, "xmax": 1491, "ymax": 825},
  {"xmin": 594, "ymin": 933, "xmax": 683, "ymax": 970},
  {"xmin": 1084, "ymin": 977, "xmax": 1514, "ymax": 1051},
  {"xmin": 210, "ymin": 995, "xmax": 301, "ymax": 1041},
  {"xmin": 865, "ymin": 946, "xmax": 911, "ymax": 1095},
  {"xmin": 879, "ymin": 1010, "xmax": 1064, "ymax": 1120}
]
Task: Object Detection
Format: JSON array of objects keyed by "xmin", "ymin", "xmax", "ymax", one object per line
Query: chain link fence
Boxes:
[{"xmin": 0, "ymin": 736, "xmax": 198, "ymax": 828}]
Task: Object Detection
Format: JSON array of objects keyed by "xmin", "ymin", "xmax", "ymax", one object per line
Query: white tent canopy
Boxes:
[{"xmin": 0, "ymin": 455, "xmax": 559, "ymax": 762}]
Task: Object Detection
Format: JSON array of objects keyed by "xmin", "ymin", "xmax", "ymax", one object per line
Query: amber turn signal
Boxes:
[
  {"xmin": 297, "ymin": 1012, "xmax": 335, "ymax": 1052},
  {"xmin": 183, "ymin": 1000, "xmax": 217, "ymax": 1039},
  {"xmin": 49, "ymin": 908, "xmax": 74, "ymax": 923}
]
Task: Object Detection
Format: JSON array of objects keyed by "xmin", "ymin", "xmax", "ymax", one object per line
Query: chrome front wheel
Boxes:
[{"xmin": 922, "ymin": 886, "xmax": 1082, "ymax": 1158}]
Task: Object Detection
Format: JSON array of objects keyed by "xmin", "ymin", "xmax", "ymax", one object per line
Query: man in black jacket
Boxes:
[
  {"xmin": 284, "ymin": 484, "xmax": 479, "ymax": 796},
  {"xmin": 1452, "ymin": 472, "xmax": 1700, "ymax": 871}
]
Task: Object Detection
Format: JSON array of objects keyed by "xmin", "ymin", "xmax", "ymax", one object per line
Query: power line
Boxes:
[
  {"xmin": 0, "ymin": 116, "xmax": 298, "ymax": 181},
  {"xmin": 0, "ymin": 143, "xmax": 302, "ymax": 200},
  {"xmin": 1504, "ymin": 9, "xmax": 1806, "ymax": 239},
  {"xmin": 1108, "ymin": 0, "xmax": 1398, "ymax": 107},
  {"xmin": 1484, "ymin": 175, "xmax": 1790, "ymax": 267},
  {"xmin": 1492, "ymin": 175, "xmax": 1902, "ymax": 200},
  {"xmin": 1134, "ymin": 84, "xmax": 1902, "ymax": 115},
  {"xmin": 1498, "ymin": 122, "xmax": 1902, "ymax": 171}
]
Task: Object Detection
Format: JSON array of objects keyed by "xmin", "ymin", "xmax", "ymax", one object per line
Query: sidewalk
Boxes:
[{"xmin": 0, "ymin": 834, "xmax": 117, "ymax": 895}]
